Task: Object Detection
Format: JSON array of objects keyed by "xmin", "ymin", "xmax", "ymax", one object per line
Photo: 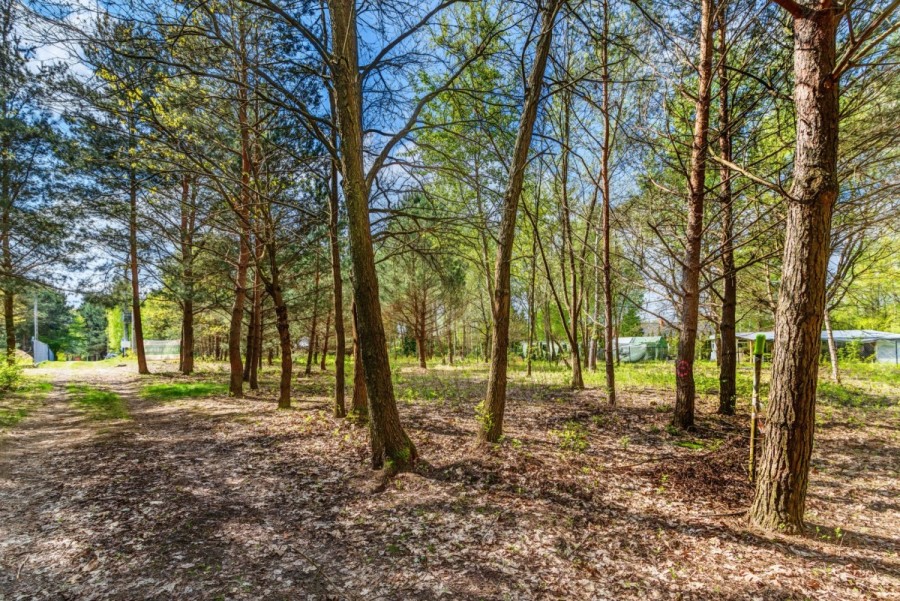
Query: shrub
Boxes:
[{"xmin": 0, "ymin": 362, "xmax": 22, "ymax": 394}]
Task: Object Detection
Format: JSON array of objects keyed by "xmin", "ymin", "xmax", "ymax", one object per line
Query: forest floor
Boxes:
[{"xmin": 0, "ymin": 359, "xmax": 897, "ymax": 600}]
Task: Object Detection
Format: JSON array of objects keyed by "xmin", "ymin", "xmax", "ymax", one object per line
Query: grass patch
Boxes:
[
  {"xmin": 67, "ymin": 384, "xmax": 129, "ymax": 420},
  {"xmin": 0, "ymin": 378, "xmax": 53, "ymax": 430},
  {"xmin": 142, "ymin": 381, "xmax": 227, "ymax": 401}
]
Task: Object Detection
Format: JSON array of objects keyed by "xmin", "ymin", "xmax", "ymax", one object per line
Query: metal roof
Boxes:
[{"xmin": 735, "ymin": 330, "xmax": 900, "ymax": 343}]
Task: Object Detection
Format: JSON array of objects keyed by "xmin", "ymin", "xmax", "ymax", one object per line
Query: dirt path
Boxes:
[
  {"xmin": 0, "ymin": 368, "xmax": 344, "ymax": 600},
  {"xmin": 0, "ymin": 365, "xmax": 898, "ymax": 600}
]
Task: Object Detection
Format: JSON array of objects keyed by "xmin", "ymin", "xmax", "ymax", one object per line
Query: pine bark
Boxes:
[
  {"xmin": 327, "ymin": 147, "xmax": 346, "ymax": 417},
  {"xmin": 305, "ymin": 253, "xmax": 320, "ymax": 377},
  {"xmin": 750, "ymin": 2, "xmax": 839, "ymax": 534},
  {"xmin": 350, "ymin": 300, "xmax": 368, "ymax": 418},
  {"xmin": 128, "ymin": 156, "xmax": 149, "ymax": 375},
  {"xmin": 479, "ymin": 0, "xmax": 561, "ymax": 443},
  {"xmin": 264, "ymin": 240, "xmax": 292, "ymax": 409},
  {"xmin": 179, "ymin": 175, "xmax": 195, "ymax": 375},
  {"xmin": 600, "ymin": 0, "xmax": 616, "ymax": 406},
  {"xmin": 320, "ymin": 310, "xmax": 331, "ymax": 371},
  {"xmin": 228, "ymin": 37, "xmax": 252, "ymax": 398},
  {"xmin": 673, "ymin": 0, "xmax": 714, "ymax": 429},
  {"xmin": 329, "ymin": 0, "xmax": 414, "ymax": 469},
  {"xmin": 717, "ymin": 7, "xmax": 737, "ymax": 415}
]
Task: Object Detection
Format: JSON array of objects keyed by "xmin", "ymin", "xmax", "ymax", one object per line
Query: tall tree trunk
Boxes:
[
  {"xmin": 243, "ymin": 280, "xmax": 259, "ymax": 383},
  {"xmin": 750, "ymin": 1, "xmax": 839, "ymax": 534},
  {"xmin": 447, "ymin": 320, "xmax": 455, "ymax": 366},
  {"xmin": 824, "ymin": 308, "xmax": 840, "ymax": 384},
  {"xmin": 588, "ymin": 228, "xmax": 600, "ymax": 372},
  {"xmin": 305, "ymin": 252, "xmax": 321, "ymax": 377},
  {"xmin": 416, "ymin": 292, "xmax": 427, "ymax": 369},
  {"xmin": 229, "ymin": 35, "xmax": 252, "ymax": 398},
  {"xmin": 600, "ymin": 0, "xmax": 616, "ymax": 405},
  {"xmin": 328, "ymin": 0, "xmax": 415, "ymax": 469},
  {"xmin": 558, "ymin": 83, "xmax": 584, "ymax": 390},
  {"xmin": 128, "ymin": 158, "xmax": 149, "ymax": 375},
  {"xmin": 717, "ymin": 6, "xmax": 737, "ymax": 415},
  {"xmin": 1, "ymin": 130, "xmax": 13, "ymax": 364},
  {"xmin": 180, "ymin": 174, "xmax": 195, "ymax": 375},
  {"xmin": 327, "ymin": 139, "xmax": 346, "ymax": 417},
  {"xmin": 673, "ymin": 0, "xmax": 714, "ymax": 429},
  {"xmin": 479, "ymin": 0, "xmax": 560, "ymax": 443},
  {"xmin": 527, "ymin": 229, "xmax": 538, "ymax": 377}
]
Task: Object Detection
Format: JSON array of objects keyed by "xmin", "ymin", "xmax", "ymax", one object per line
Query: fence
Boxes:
[
  {"xmin": 32, "ymin": 337, "xmax": 55, "ymax": 364},
  {"xmin": 144, "ymin": 340, "xmax": 181, "ymax": 361}
]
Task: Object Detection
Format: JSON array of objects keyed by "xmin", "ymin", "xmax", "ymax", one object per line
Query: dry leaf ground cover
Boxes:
[{"xmin": 0, "ymin": 359, "xmax": 897, "ymax": 600}]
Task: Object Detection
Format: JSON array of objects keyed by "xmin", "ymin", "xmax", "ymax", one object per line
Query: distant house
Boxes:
[{"xmin": 735, "ymin": 330, "xmax": 900, "ymax": 365}]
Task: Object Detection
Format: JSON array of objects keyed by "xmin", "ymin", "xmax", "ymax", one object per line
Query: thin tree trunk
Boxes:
[
  {"xmin": 228, "ymin": 34, "xmax": 252, "ymax": 397},
  {"xmin": 305, "ymin": 252, "xmax": 320, "ymax": 377},
  {"xmin": 243, "ymin": 283, "xmax": 258, "ymax": 383},
  {"xmin": 673, "ymin": 0, "xmax": 714, "ymax": 429},
  {"xmin": 128, "ymin": 155, "xmax": 149, "ymax": 375},
  {"xmin": 1, "ymin": 130, "xmax": 13, "ymax": 364},
  {"xmin": 824, "ymin": 308, "xmax": 840, "ymax": 384},
  {"xmin": 327, "ymin": 137, "xmax": 346, "ymax": 417},
  {"xmin": 750, "ymin": 2, "xmax": 839, "ymax": 534},
  {"xmin": 717, "ymin": 6, "xmax": 737, "ymax": 415},
  {"xmin": 527, "ymin": 228, "xmax": 538, "ymax": 377},
  {"xmin": 480, "ymin": 0, "xmax": 561, "ymax": 443},
  {"xmin": 180, "ymin": 174, "xmax": 195, "ymax": 376},
  {"xmin": 329, "ymin": 0, "xmax": 414, "ymax": 469},
  {"xmin": 320, "ymin": 310, "xmax": 331, "ymax": 371},
  {"xmin": 600, "ymin": 0, "xmax": 616, "ymax": 405},
  {"xmin": 416, "ymin": 292, "xmax": 427, "ymax": 369}
]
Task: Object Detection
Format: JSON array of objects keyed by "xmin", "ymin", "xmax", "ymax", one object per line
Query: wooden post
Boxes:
[{"xmin": 749, "ymin": 334, "xmax": 766, "ymax": 483}]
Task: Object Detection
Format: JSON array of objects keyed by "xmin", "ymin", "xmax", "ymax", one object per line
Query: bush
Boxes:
[{"xmin": 0, "ymin": 361, "xmax": 22, "ymax": 393}]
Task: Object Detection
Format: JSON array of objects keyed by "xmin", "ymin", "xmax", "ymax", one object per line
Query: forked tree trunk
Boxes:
[
  {"xmin": 824, "ymin": 308, "xmax": 840, "ymax": 384},
  {"xmin": 480, "ymin": 0, "xmax": 561, "ymax": 443},
  {"xmin": 329, "ymin": 0, "xmax": 414, "ymax": 469},
  {"xmin": 750, "ymin": 2, "xmax": 839, "ymax": 534},
  {"xmin": 600, "ymin": 0, "xmax": 616, "ymax": 405},
  {"xmin": 717, "ymin": 7, "xmax": 737, "ymax": 415},
  {"xmin": 673, "ymin": 0, "xmax": 714, "ymax": 429}
]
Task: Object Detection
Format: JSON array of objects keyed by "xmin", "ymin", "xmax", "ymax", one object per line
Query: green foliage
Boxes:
[
  {"xmin": 106, "ymin": 306, "xmax": 125, "ymax": 354},
  {"xmin": 0, "ymin": 362, "xmax": 22, "ymax": 393},
  {"xmin": 141, "ymin": 382, "xmax": 227, "ymax": 401},
  {"xmin": 67, "ymin": 384, "xmax": 129, "ymax": 420},
  {"xmin": 550, "ymin": 421, "xmax": 589, "ymax": 453}
]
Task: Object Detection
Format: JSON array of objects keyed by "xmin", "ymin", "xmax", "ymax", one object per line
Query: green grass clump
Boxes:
[
  {"xmin": 0, "ymin": 379, "xmax": 53, "ymax": 429},
  {"xmin": 141, "ymin": 381, "xmax": 227, "ymax": 401},
  {"xmin": 67, "ymin": 384, "xmax": 129, "ymax": 420}
]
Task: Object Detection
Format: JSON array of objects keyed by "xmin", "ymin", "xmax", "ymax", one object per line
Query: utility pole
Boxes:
[{"xmin": 33, "ymin": 295, "xmax": 38, "ymax": 341}]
